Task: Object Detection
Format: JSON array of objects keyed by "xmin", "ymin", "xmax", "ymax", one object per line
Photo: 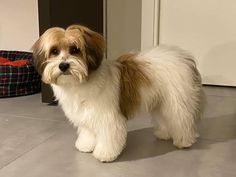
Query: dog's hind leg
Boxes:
[
  {"xmin": 151, "ymin": 108, "xmax": 171, "ymax": 141},
  {"xmin": 159, "ymin": 96, "xmax": 200, "ymax": 148}
]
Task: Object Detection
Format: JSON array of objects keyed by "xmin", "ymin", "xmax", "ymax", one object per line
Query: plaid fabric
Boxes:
[{"xmin": 0, "ymin": 51, "xmax": 41, "ymax": 98}]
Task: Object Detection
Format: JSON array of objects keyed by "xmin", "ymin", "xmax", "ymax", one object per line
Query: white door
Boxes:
[{"xmin": 159, "ymin": 0, "xmax": 236, "ymax": 86}]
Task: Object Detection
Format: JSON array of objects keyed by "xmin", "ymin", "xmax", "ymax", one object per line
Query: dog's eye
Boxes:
[
  {"xmin": 70, "ymin": 46, "xmax": 80, "ymax": 55},
  {"xmin": 50, "ymin": 47, "xmax": 59, "ymax": 56}
]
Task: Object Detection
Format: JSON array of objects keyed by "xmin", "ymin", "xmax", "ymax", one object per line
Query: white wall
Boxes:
[{"xmin": 0, "ymin": 0, "xmax": 39, "ymax": 52}]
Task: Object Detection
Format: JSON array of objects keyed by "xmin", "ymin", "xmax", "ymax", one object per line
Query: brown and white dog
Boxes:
[{"xmin": 32, "ymin": 25, "xmax": 203, "ymax": 162}]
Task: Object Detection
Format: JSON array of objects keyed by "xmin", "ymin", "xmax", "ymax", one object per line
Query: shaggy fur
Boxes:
[
  {"xmin": 32, "ymin": 24, "xmax": 204, "ymax": 162},
  {"xmin": 117, "ymin": 53, "xmax": 152, "ymax": 118}
]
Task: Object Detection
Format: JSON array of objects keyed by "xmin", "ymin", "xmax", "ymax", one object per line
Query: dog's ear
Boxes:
[
  {"xmin": 31, "ymin": 37, "xmax": 46, "ymax": 75},
  {"xmin": 68, "ymin": 25, "xmax": 106, "ymax": 71}
]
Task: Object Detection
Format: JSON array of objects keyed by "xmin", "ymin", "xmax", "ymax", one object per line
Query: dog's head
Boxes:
[{"xmin": 32, "ymin": 25, "xmax": 105, "ymax": 85}]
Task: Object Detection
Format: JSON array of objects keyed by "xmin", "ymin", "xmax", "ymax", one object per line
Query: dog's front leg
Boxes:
[
  {"xmin": 75, "ymin": 127, "xmax": 96, "ymax": 153},
  {"xmin": 93, "ymin": 114, "xmax": 127, "ymax": 162}
]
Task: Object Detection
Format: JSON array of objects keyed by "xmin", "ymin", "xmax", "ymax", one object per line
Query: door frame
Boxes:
[{"xmin": 141, "ymin": 0, "xmax": 160, "ymax": 50}]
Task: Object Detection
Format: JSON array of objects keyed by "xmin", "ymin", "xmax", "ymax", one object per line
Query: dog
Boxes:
[{"xmin": 32, "ymin": 24, "xmax": 204, "ymax": 162}]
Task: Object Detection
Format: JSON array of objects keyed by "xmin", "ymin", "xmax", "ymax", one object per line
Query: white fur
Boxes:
[
  {"xmin": 52, "ymin": 62, "xmax": 127, "ymax": 162},
  {"xmin": 49, "ymin": 46, "xmax": 203, "ymax": 162},
  {"xmin": 139, "ymin": 46, "xmax": 202, "ymax": 148}
]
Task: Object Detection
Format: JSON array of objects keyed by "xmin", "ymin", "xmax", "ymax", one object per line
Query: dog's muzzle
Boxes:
[{"xmin": 59, "ymin": 62, "xmax": 70, "ymax": 72}]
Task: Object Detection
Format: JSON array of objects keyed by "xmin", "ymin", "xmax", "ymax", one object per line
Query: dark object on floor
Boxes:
[
  {"xmin": 48, "ymin": 101, "xmax": 58, "ymax": 106},
  {"xmin": 0, "ymin": 51, "xmax": 41, "ymax": 98}
]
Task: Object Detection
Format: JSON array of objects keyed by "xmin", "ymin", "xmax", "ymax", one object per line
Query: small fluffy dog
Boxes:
[{"xmin": 32, "ymin": 25, "xmax": 203, "ymax": 162}]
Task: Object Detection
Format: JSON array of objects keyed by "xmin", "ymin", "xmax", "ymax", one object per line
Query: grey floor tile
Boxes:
[
  {"xmin": 199, "ymin": 113, "xmax": 236, "ymax": 141},
  {"xmin": 0, "ymin": 94, "xmax": 66, "ymax": 121},
  {"xmin": 200, "ymin": 92, "xmax": 236, "ymax": 141},
  {"xmin": 127, "ymin": 112, "xmax": 152, "ymax": 131},
  {"xmin": 203, "ymin": 86, "xmax": 236, "ymax": 97},
  {"xmin": 0, "ymin": 114, "xmax": 67, "ymax": 168},
  {"xmin": 0, "ymin": 124, "xmax": 235, "ymax": 177},
  {"xmin": 0, "ymin": 86, "xmax": 236, "ymax": 177},
  {"xmin": 203, "ymin": 95, "xmax": 236, "ymax": 118}
]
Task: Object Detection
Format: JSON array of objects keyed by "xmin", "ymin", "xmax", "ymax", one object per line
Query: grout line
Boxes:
[
  {"xmin": 0, "ymin": 113, "xmax": 67, "ymax": 122},
  {"xmin": 205, "ymin": 94, "xmax": 236, "ymax": 98},
  {"xmin": 198, "ymin": 137, "xmax": 223, "ymax": 142},
  {"xmin": 0, "ymin": 132, "xmax": 58, "ymax": 171},
  {"xmin": 0, "ymin": 122, "xmax": 72, "ymax": 171}
]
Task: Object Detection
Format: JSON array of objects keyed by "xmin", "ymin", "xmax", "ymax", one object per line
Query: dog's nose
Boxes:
[{"xmin": 59, "ymin": 62, "xmax": 70, "ymax": 72}]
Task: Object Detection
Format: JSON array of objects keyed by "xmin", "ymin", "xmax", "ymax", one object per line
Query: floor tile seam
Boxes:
[
  {"xmin": 0, "ymin": 132, "xmax": 58, "ymax": 171},
  {"xmin": 205, "ymin": 94, "xmax": 236, "ymax": 98},
  {"xmin": 0, "ymin": 113, "xmax": 66, "ymax": 122},
  {"xmin": 198, "ymin": 137, "xmax": 235, "ymax": 143}
]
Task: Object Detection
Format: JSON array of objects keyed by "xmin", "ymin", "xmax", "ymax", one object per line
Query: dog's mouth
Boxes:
[
  {"xmin": 42, "ymin": 59, "xmax": 88, "ymax": 85},
  {"xmin": 62, "ymin": 70, "xmax": 72, "ymax": 75},
  {"xmin": 55, "ymin": 69, "xmax": 88, "ymax": 85}
]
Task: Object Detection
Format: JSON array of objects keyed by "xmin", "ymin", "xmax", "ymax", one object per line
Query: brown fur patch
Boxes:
[
  {"xmin": 117, "ymin": 53, "xmax": 152, "ymax": 119},
  {"xmin": 66, "ymin": 25, "xmax": 106, "ymax": 71},
  {"xmin": 31, "ymin": 37, "xmax": 45, "ymax": 75},
  {"xmin": 31, "ymin": 25, "xmax": 105, "ymax": 75},
  {"xmin": 31, "ymin": 27, "xmax": 66, "ymax": 75}
]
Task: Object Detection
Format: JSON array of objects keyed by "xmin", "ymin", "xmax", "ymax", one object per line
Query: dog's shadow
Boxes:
[
  {"xmin": 118, "ymin": 128, "xmax": 176, "ymax": 162},
  {"xmin": 117, "ymin": 114, "xmax": 236, "ymax": 162}
]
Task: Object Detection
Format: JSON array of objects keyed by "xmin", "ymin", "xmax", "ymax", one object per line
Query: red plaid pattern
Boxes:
[{"xmin": 0, "ymin": 51, "xmax": 41, "ymax": 98}]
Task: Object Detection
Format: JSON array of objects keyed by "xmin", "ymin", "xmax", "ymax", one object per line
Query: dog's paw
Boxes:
[
  {"xmin": 154, "ymin": 127, "xmax": 171, "ymax": 140},
  {"xmin": 93, "ymin": 145, "xmax": 120, "ymax": 162},
  {"xmin": 75, "ymin": 137, "xmax": 95, "ymax": 153},
  {"xmin": 173, "ymin": 137, "xmax": 197, "ymax": 149}
]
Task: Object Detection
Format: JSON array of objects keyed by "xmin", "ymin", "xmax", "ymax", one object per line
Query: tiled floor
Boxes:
[{"xmin": 0, "ymin": 86, "xmax": 235, "ymax": 177}]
